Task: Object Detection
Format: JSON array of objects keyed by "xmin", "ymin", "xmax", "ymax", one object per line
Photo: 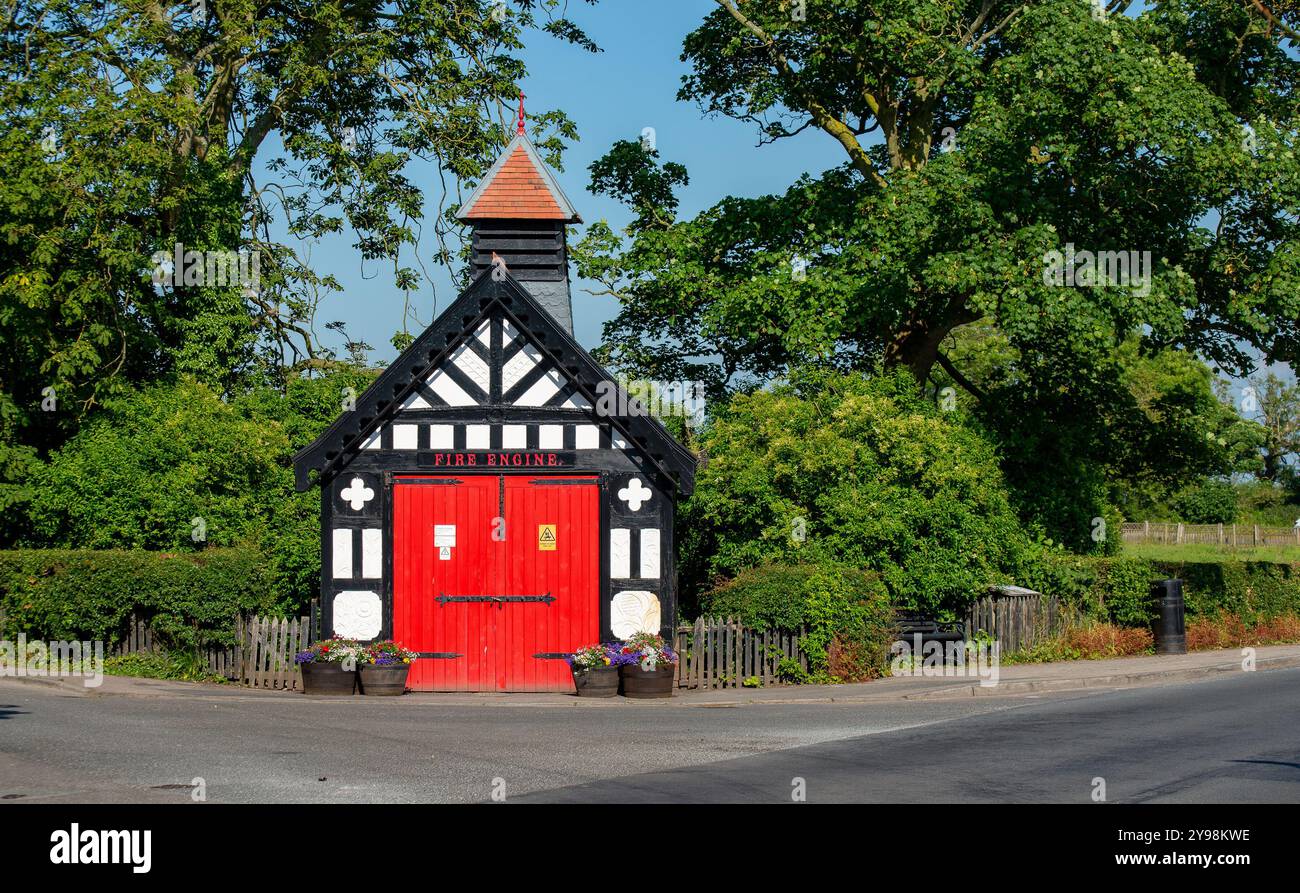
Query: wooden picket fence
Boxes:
[
  {"xmin": 1122, "ymin": 521, "xmax": 1300, "ymax": 547},
  {"xmin": 674, "ymin": 616, "xmax": 809, "ymax": 689},
  {"xmin": 109, "ymin": 603, "xmax": 319, "ymax": 692},
  {"xmin": 234, "ymin": 613, "xmax": 313, "ymax": 691},
  {"xmin": 964, "ymin": 589, "xmax": 1065, "ymax": 653}
]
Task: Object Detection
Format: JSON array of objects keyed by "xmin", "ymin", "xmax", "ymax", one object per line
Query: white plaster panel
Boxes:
[
  {"xmin": 639, "ymin": 528, "xmax": 661, "ymax": 579},
  {"xmin": 538, "ymin": 424, "xmax": 564, "ymax": 449},
  {"xmin": 331, "ymin": 529, "xmax": 353, "ymax": 578},
  {"xmin": 502, "ymin": 425, "xmax": 527, "ymax": 448},
  {"xmin": 333, "ymin": 591, "xmax": 382, "ymax": 640},
  {"xmin": 610, "ymin": 528, "xmax": 631, "ymax": 579},
  {"xmin": 361, "ymin": 529, "xmax": 382, "ymax": 579},
  {"xmin": 430, "ymin": 424, "xmax": 454, "ymax": 449},
  {"xmin": 391, "ymin": 424, "xmax": 418, "ymax": 450},
  {"xmin": 574, "ymin": 424, "xmax": 600, "ymax": 449},
  {"xmin": 610, "ymin": 591, "xmax": 661, "ymax": 640},
  {"xmin": 466, "ymin": 424, "xmax": 490, "ymax": 449}
]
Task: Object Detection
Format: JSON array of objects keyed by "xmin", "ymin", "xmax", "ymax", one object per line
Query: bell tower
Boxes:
[{"xmin": 457, "ymin": 92, "xmax": 582, "ymax": 334}]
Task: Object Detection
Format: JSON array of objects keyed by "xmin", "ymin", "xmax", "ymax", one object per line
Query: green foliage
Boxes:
[
  {"xmin": 682, "ymin": 369, "xmax": 1044, "ymax": 617},
  {"xmin": 1036, "ymin": 553, "xmax": 1300, "ymax": 626},
  {"xmin": 15, "ymin": 371, "xmax": 375, "ymax": 605},
  {"xmin": 0, "ymin": 0, "xmax": 596, "ymax": 495},
  {"xmin": 700, "ymin": 561, "xmax": 896, "ymax": 682},
  {"xmin": 1173, "ymin": 479, "xmax": 1239, "ymax": 524},
  {"xmin": 0, "ymin": 548, "xmax": 278, "ymax": 650},
  {"xmin": 24, "ymin": 379, "xmax": 287, "ymax": 551},
  {"xmin": 104, "ymin": 651, "xmax": 226, "ymax": 683},
  {"xmin": 579, "ymin": 0, "xmax": 1299, "ymax": 549}
]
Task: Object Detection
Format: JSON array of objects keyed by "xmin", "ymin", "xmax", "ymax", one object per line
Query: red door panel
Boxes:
[
  {"xmin": 393, "ymin": 476, "xmax": 499, "ymax": 691},
  {"xmin": 504, "ymin": 477, "xmax": 600, "ymax": 691},
  {"xmin": 392, "ymin": 475, "xmax": 598, "ymax": 691}
]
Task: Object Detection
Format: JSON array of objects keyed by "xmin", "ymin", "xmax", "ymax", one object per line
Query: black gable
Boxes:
[{"xmin": 292, "ymin": 270, "xmax": 698, "ymax": 494}]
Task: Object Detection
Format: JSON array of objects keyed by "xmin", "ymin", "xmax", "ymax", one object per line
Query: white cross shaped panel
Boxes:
[
  {"xmin": 617, "ymin": 477, "xmax": 652, "ymax": 512},
  {"xmin": 340, "ymin": 476, "xmax": 375, "ymax": 511}
]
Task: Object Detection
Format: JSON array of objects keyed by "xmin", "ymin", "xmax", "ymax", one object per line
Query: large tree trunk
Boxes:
[{"xmin": 882, "ymin": 300, "xmax": 979, "ymax": 384}]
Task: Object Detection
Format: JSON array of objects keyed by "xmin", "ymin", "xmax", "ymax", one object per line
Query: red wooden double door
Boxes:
[{"xmin": 392, "ymin": 475, "xmax": 599, "ymax": 691}]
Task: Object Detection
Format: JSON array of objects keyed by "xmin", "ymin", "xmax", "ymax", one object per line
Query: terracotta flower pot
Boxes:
[
  {"xmin": 300, "ymin": 661, "xmax": 357, "ymax": 695},
  {"xmin": 619, "ymin": 663, "xmax": 676, "ymax": 699},
  {"xmin": 571, "ymin": 665, "xmax": 619, "ymax": 697},
  {"xmin": 359, "ymin": 663, "xmax": 410, "ymax": 696}
]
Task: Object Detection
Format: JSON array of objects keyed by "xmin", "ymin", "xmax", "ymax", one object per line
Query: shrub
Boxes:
[
  {"xmin": 1174, "ymin": 479, "xmax": 1238, "ymax": 524},
  {"xmin": 681, "ymin": 369, "xmax": 1044, "ymax": 618},
  {"xmin": 1033, "ymin": 555, "xmax": 1300, "ymax": 627},
  {"xmin": 0, "ymin": 548, "xmax": 278, "ymax": 650},
  {"xmin": 1186, "ymin": 613, "xmax": 1300, "ymax": 650},
  {"xmin": 701, "ymin": 562, "xmax": 896, "ymax": 682}
]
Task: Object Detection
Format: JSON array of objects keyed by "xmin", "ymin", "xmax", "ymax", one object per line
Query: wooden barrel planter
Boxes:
[
  {"xmin": 359, "ymin": 664, "xmax": 410, "ymax": 696},
  {"xmin": 300, "ymin": 662, "xmax": 357, "ymax": 695},
  {"xmin": 619, "ymin": 664, "xmax": 675, "ymax": 699},
  {"xmin": 572, "ymin": 665, "xmax": 619, "ymax": 697}
]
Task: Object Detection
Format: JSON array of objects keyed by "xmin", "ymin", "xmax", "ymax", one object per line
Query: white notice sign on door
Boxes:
[{"xmin": 434, "ymin": 525, "xmax": 456, "ymax": 547}]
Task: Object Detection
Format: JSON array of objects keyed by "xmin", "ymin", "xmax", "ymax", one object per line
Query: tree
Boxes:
[
  {"xmin": 574, "ymin": 0, "xmax": 1299, "ymax": 545},
  {"xmin": 1, "ymin": 0, "xmax": 597, "ymax": 458},
  {"xmin": 1251, "ymin": 372, "xmax": 1300, "ymax": 481}
]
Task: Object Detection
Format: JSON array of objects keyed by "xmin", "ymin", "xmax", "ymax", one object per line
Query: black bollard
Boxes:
[{"xmin": 1151, "ymin": 578, "xmax": 1186, "ymax": 655}]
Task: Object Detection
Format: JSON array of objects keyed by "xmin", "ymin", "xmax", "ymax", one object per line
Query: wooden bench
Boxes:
[{"xmin": 895, "ymin": 612, "xmax": 965, "ymax": 645}]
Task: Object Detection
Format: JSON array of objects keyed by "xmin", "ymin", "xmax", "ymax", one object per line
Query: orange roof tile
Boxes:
[{"xmin": 462, "ymin": 146, "xmax": 569, "ymax": 220}]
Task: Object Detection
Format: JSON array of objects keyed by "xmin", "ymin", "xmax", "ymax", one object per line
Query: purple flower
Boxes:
[{"xmin": 294, "ymin": 651, "xmax": 314, "ymax": 664}]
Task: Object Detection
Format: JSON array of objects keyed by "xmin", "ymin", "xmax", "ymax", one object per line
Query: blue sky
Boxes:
[{"xmin": 289, "ymin": 1, "xmax": 846, "ymax": 362}]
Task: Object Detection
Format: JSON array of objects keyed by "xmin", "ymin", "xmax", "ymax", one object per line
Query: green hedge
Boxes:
[
  {"xmin": 0, "ymin": 548, "xmax": 280, "ymax": 650},
  {"xmin": 1036, "ymin": 554, "xmax": 1300, "ymax": 625},
  {"xmin": 700, "ymin": 562, "xmax": 896, "ymax": 682}
]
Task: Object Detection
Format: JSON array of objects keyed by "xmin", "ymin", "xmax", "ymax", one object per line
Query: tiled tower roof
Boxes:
[{"xmin": 457, "ymin": 132, "xmax": 582, "ymax": 224}]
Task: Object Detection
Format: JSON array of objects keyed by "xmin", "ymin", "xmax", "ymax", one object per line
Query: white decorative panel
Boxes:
[
  {"xmin": 561, "ymin": 391, "xmax": 593, "ymax": 410},
  {"xmin": 502, "ymin": 344, "xmax": 540, "ymax": 393},
  {"xmin": 639, "ymin": 529, "xmax": 661, "ymax": 579},
  {"xmin": 331, "ymin": 529, "xmax": 353, "ymax": 578},
  {"xmin": 515, "ymin": 369, "xmax": 563, "ymax": 406},
  {"xmin": 428, "ymin": 368, "xmax": 476, "ymax": 406},
  {"xmin": 610, "ymin": 528, "xmax": 631, "ymax": 579},
  {"xmin": 616, "ymin": 478, "xmax": 652, "ymax": 512},
  {"xmin": 340, "ymin": 476, "xmax": 375, "ymax": 511},
  {"xmin": 400, "ymin": 390, "xmax": 430, "ymax": 410},
  {"xmin": 538, "ymin": 424, "xmax": 564, "ymax": 449},
  {"xmin": 503, "ymin": 320, "xmax": 521, "ymax": 346},
  {"xmin": 475, "ymin": 319, "xmax": 492, "ymax": 348},
  {"xmin": 612, "ymin": 433, "xmax": 628, "ymax": 450},
  {"xmin": 450, "ymin": 343, "xmax": 490, "ymax": 393},
  {"xmin": 502, "ymin": 425, "xmax": 527, "ymax": 449},
  {"xmin": 361, "ymin": 529, "xmax": 382, "ymax": 579},
  {"xmin": 611, "ymin": 591, "xmax": 661, "ymax": 640},
  {"xmin": 392, "ymin": 424, "xmax": 418, "ymax": 450},
  {"xmin": 430, "ymin": 424, "xmax": 454, "ymax": 449},
  {"xmin": 333, "ymin": 591, "xmax": 382, "ymax": 640},
  {"xmin": 361, "ymin": 431, "xmax": 381, "ymax": 450},
  {"xmin": 466, "ymin": 424, "xmax": 490, "ymax": 449},
  {"xmin": 574, "ymin": 424, "xmax": 600, "ymax": 449}
]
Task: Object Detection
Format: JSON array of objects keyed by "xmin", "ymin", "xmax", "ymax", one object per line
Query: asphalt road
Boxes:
[{"xmin": 1, "ymin": 669, "xmax": 1297, "ymax": 804}]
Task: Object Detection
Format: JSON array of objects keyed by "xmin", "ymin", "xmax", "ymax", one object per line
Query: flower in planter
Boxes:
[
  {"xmin": 295, "ymin": 637, "xmax": 364, "ymax": 666},
  {"xmin": 360, "ymin": 640, "xmax": 418, "ymax": 665},
  {"xmin": 567, "ymin": 643, "xmax": 617, "ymax": 671},
  {"xmin": 618, "ymin": 632, "xmax": 678, "ymax": 670}
]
